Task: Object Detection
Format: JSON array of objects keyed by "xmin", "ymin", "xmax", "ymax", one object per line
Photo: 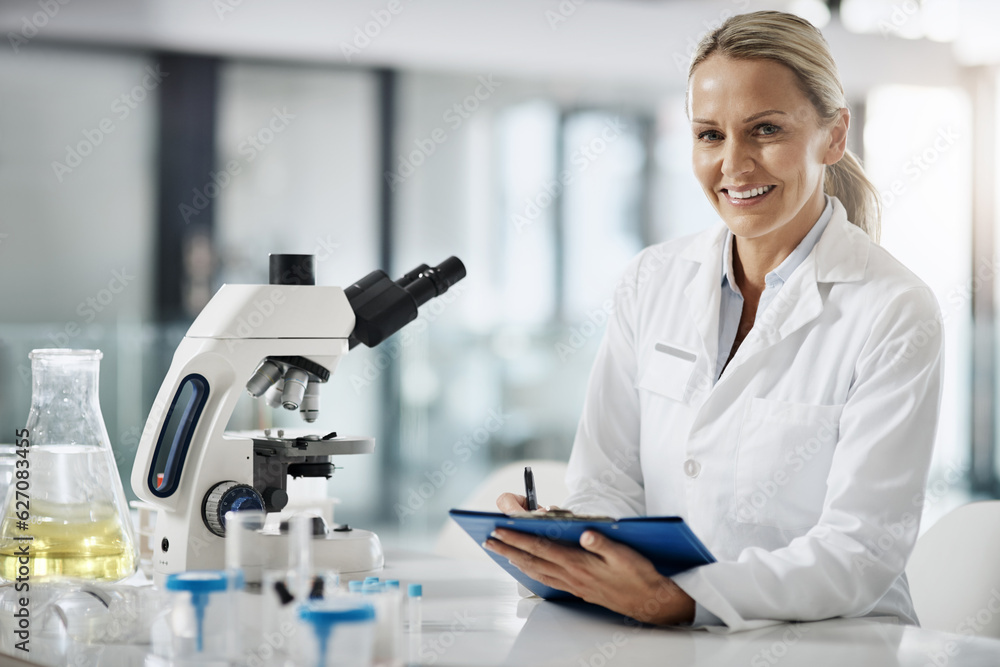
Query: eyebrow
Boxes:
[{"xmin": 691, "ymin": 109, "xmax": 788, "ymax": 125}]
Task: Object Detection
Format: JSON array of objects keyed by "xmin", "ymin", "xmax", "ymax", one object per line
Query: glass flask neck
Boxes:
[{"xmin": 27, "ymin": 349, "xmax": 106, "ymax": 447}]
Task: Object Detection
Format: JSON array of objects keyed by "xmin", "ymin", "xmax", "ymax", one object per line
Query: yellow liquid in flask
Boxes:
[
  {"xmin": 1, "ymin": 443, "xmax": 136, "ymax": 582},
  {"xmin": 0, "ymin": 500, "xmax": 135, "ymax": 582}
]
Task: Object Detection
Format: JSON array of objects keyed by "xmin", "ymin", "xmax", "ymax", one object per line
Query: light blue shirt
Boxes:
[
  {"xmin": 693, "ymin": 195, "xmax": 833, "ymax": 628},
  {"xmin": 714, "ymin": 196, "xmax": 834, "ymax": 383}
]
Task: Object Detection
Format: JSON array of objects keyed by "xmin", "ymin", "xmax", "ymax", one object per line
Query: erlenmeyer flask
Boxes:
[{"xmin": 0, "ymin": 349, "xmax": 137, "ymax": 582}]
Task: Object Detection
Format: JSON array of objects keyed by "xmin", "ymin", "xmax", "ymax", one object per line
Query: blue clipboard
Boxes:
[{"xmin": 448, "ymin": 509, "xmax": 715, "ymax": 600}]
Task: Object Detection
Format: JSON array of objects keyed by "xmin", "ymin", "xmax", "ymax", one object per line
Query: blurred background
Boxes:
[{"xmin": 0, "ymin": 0, "xmax": 994, "ymax": 550}]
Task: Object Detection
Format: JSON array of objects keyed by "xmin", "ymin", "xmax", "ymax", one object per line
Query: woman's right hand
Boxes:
[{"xmin": 496, "ymin": 492, "xmax": 528, "ymax": 514}]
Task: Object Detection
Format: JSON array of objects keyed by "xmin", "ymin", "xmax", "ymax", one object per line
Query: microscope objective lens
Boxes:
[
  {"xmin": 246, "ymin": 360, "xmax": 283, "ymax": 397},
  {"xmin": 282, "ymin": 368, "xmax": 309, "ymax": 410}
]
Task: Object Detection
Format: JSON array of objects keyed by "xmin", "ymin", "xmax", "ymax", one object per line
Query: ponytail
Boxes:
[{"xmin": 825, "ymin": 149, "xmax": 882, "ymax": 243}]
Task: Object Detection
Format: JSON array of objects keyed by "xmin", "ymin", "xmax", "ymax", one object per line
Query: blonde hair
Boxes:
[{"xmin": 688, "ymin": 11, "xmax": 881, "ymax": 242}]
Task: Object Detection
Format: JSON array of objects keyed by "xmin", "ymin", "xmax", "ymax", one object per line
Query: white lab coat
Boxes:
[{"xmin": 562, "ymin": 197, "xmax": 944, "ymax": 632}]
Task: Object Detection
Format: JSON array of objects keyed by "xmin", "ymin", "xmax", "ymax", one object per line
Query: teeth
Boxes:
[{"xmin": 729, "ymin": 185, "xmax": 772, "ymax": 200}]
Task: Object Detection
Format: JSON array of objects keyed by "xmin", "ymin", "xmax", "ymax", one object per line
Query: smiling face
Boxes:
[{"xmin": 689, "ymin": 55, "xmax": 847, "ymax": 251}]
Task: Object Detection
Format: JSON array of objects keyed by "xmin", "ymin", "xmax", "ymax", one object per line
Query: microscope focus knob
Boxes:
[{"xmin": 202, "ymin": 481, "xmax": 266, "ymax": 537}]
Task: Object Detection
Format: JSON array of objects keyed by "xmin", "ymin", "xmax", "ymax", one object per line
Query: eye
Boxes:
[
  {"xmin": 755, "ymin": 123, "xmax": 781, "ymax": 137},
  {"xmin": 697, "ymin": 129, "xmax": 723, "ymax": 142}
]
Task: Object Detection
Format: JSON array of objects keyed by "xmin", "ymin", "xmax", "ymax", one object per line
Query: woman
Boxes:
[{"xmin": 487, "ymin": 11, "xmax": 943, "ymax": 632}]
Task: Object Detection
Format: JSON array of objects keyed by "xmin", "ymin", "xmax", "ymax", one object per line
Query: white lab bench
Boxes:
[{"xmin": 3, "ymin": 549, "xmax": 1000, "ymax": 666}]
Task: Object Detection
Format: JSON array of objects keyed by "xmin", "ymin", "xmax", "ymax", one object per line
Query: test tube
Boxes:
[
  {"xmin": 289, "ymin": 513, "xmax": 315, "ymax": 604},
  {"xmin": 225, "ymin": 510, "xmax": 266, "ymax": 589},
  {"xmin": 407, "ymin": 584, "xmax": 422, "ymax": 633}
]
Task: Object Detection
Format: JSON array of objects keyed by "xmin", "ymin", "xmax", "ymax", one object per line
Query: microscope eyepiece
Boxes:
[
  {"xmin": 345, "ymin": 256, "xmax": 466, "ymax": 349},
  {"xmin": 399, "ymin": 257, "xmax": 467, "ymax": 307}
]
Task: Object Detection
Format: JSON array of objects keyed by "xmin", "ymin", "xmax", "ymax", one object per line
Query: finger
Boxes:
[
  {"xmin": 578, "ymin": 530, "xmax": 631, "ymax": 566},
  {"xmin": 491, "ymin": 528, "xmax": 567, "ymax": 561},
  {"xmin": 496, "ymin": 493, "xmax": 528, "ymax": 514},
  {"xmin": 484, "ymin": 539, "xmax": 578, "ymax": 593},
  {"xmin": 484, "ymin": 537, "xmax": 554, "ymax": 572},
  {"xmin": 483, "ymin": 536, "xmax": 523, "ymax": 560}
]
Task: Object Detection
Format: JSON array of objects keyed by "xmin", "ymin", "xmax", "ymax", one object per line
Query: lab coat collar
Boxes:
[
  {"xmin": 813, "ymin": 197, "xmax": 870, "ymax": 284},
  {"xmin": 680, "ymin": 196, "xmax": 871, "ymax": 381},
  {"xmin": 680, "ymin": 224, "xmax": 728, "ymax": 369}
]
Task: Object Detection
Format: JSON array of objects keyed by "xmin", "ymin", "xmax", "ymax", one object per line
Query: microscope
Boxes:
[{"xmin": 131, "ymin": 254, "xmax": 465, "ymax": 581}]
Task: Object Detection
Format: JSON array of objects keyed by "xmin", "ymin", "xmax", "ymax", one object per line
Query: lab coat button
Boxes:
[{"xmin": 684, "ymin": 459, "xmax": 701, "ymax": 478}]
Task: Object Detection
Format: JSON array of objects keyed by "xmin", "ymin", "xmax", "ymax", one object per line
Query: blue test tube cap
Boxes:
[
  {"xmin": 348, "ymin": 581, "xmax": 363, "ymax": 592},
  {"xmin": 298, "ymin": 600, "xmax": 377, "ymax": 664},
  {"xmin": 298, "ymin": 599, "xmax": 376, "ymax": 624},
  {"xmin": 364, "ymin": 576, "xmax": 379, "ymax": 584},
  {"xmin": 385, "ymin": 580, "xmax": 400, "ymax": 588},
  {"xmin": 165, "ymin": 570, "xmax": 229, "ymax": 593},
  {"xmin": 165, "ymin": 571, "xmax": 228, "ymax": 653},
  {"xmin": 408, "ymin": 584, "xmax": 422, "ymax": 598}
]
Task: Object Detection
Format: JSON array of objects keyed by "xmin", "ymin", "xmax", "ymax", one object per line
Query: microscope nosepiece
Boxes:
[
  {"xmin": 246, "ymin": 360, "xmax": 283, "ymax": 397},
  {"xmin": 282, "ymin": 368, "xmax": 310, "ymax": 410}
]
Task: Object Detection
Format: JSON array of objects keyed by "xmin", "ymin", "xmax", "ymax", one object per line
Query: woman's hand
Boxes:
[
  {"xmin": 496, "ymin": 493, "xmax": 563, "ymax": 514},
  {"xmin": 496, "ymin": 492, "xmax": 529, "ymax": 514},
  {"xmin": 484, "ymin": 528, "xmax": 696, "ymax": 626}
]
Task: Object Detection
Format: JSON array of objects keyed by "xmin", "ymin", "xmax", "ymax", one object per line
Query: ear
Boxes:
[{"xmin": 823, "ymin": 108, "xmax": 849, "ymax": 165}]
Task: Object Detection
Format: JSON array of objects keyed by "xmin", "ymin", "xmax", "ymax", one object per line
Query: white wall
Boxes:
[{"xmin": 0, "ymin": 0, "xmax": 964, "ymax": 95}]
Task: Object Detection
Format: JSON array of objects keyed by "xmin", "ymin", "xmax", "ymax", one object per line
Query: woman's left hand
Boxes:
[{"xmin": 484, "ymin": 528, "xmax": 696, "ymax": 625}]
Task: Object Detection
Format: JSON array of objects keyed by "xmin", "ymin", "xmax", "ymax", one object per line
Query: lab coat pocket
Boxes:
[
  {"xmin": 733, "ymin": 398, "xmax": 843, "ymax": 529},
  {"xmin": 636, "ymin": 341, "xmax": 698, "ymax": 403}
]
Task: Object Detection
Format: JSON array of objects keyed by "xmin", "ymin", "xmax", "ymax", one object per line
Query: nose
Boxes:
[{"xmin": 721, "ymin": 137, "xmax": 754, "ymax": 179}]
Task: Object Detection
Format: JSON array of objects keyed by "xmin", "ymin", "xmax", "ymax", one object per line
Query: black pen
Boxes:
[{"xmin": 524, "ymin": 466, "xmax": 538, "ymax": 511}]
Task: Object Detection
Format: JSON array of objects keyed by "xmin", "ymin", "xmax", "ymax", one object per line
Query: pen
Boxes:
[{"xmin": 524, "ymin": 466, "xmax": 538, "ymax": 511}]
